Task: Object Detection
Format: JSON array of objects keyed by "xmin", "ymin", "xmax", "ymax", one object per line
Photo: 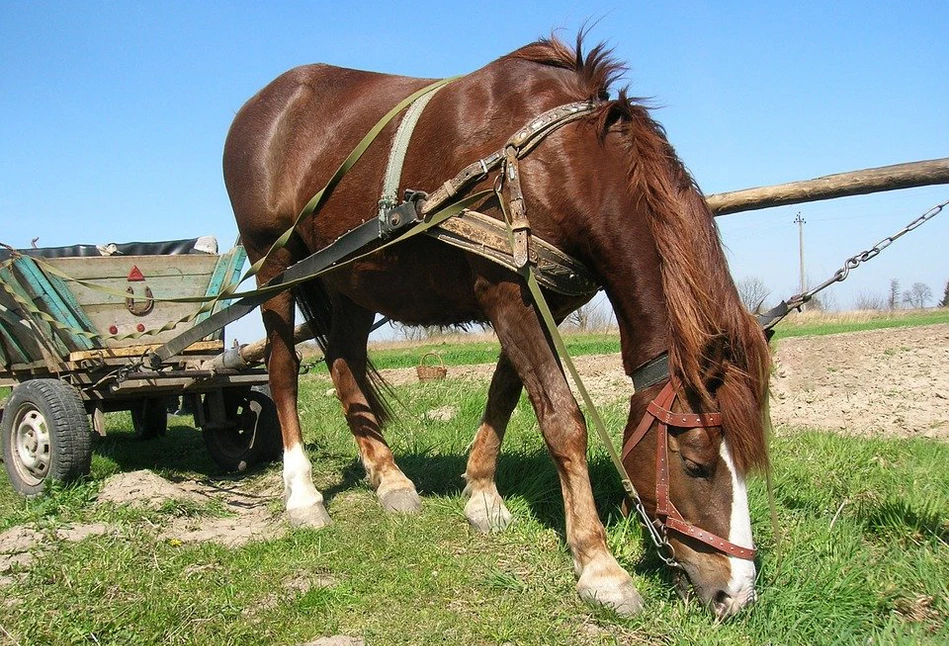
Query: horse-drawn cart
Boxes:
[{"xmin": 0, "ymin": 237, "xmax": 280, "ymax": 495}]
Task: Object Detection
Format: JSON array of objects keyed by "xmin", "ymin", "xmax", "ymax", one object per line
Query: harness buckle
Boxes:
[{"xmin": 378, "ymin": 193, "xmax": 425, "ymax": 237}]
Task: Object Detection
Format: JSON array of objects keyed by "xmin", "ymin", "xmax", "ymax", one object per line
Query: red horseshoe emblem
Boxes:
[{"xmin": 125, "ymin": 265, "xmax": 154, "ymax": 316}]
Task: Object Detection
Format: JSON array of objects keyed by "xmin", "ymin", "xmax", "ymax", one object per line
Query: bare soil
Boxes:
[
  {"xmin": 98, "ymin": 469, "xmax": 286, "ymax": 548},
  {"xmin": 379, "ymin": 323, "xmax": 949, "ymax": 441}
]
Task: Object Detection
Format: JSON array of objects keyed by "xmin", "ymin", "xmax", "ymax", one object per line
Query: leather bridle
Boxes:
[{"xmin": 622, "ymin": 379, "xmax": 757, "ymax": 561}]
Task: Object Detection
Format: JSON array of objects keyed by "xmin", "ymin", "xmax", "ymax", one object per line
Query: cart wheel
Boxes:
[
  {"xmin": 251, "ymin": 385, "xmax": 283, "ymax": 462},
  {"xmin": 201, "ymin": 389, "xmax": 281, "ymax": 472},
  {"xmin": 131, "ymin": 397, "xmax": 167, "ymax": 439},
  {"xmin": 1, "ymin": 379, "xmax": 92, "ymax": 496}
]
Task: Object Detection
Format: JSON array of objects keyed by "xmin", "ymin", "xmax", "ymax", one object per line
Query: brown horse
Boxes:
[{"xmin": 223, "ymin": 36, "xmax": 771, "ymax": 618}]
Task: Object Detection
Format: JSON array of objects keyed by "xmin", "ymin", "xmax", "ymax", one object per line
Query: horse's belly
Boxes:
[{"xmin": 325, "ymin": 242, "xmax": 485, "ymax": 326}]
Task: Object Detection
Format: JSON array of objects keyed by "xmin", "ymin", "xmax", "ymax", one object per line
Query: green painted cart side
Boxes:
[
  {"xmin": 9, "ymin": 255, "xmax": 98, "ymax": 352},
  {"xmin": 194, "ymin": 244, "xmax": 247, "ymax": 338}
]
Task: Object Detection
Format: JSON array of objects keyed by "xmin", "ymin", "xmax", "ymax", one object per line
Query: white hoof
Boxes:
[
  {"xmin": 577, "ymin": 569, "xmax": 644, "ymax": 616},
  {"xmin": 287, "ymin": 503, "xmax": 333, "ymax": 529},
  {"xmin": 464, "ymin": 491, "xmax": 513, "ymax": 532},
  {"xmin": 379, "ymin": 488, "xmax": 421, "ymax": 514}
]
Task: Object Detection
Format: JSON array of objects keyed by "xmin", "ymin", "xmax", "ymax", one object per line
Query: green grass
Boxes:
[
  {"xmin": 769, "ymin": 309, "xmax": 949, "ymax": 340},
  {"xmin": 1, "ymin": 372, "xmax": 947, "ymax": 645},
  {"xmin": 303, "ymin": 333, "xmax": 621, "ymax": 373},
  {"xmin": 1, "ymin": 313, "xmax": 947, "ymax": 644}
]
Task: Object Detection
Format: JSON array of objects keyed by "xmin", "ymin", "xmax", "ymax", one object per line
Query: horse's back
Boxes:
[{"xmin": 223, "ymin": 63, "xmax": 430, "ymax": 245}]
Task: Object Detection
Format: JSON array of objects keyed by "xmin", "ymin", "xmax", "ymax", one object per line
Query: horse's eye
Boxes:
[{"xmin": 683, "ymin": 459, "xmax": 710, "ymax": 479}]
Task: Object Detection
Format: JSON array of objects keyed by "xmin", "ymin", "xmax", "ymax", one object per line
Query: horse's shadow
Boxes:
[
  {"xmin": 96, "ymin": 419, "xmax": 670, "ymax": 580},
  {"xmin": 316, "ymin": 443, "xmax": 670, "ymax": 579}
]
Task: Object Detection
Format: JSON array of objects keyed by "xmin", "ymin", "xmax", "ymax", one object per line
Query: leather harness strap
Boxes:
[
  {"xmin": 647, "ymin": 399, "xmax": 723, "ymax": 428},
  {"xmin": 426, "ymin": 209, "xmax": 599, "ymax": 297}
]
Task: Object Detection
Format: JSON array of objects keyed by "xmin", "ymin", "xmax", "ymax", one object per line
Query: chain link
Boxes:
[
  {"xmin": 786, "ymin": 199, "xmax": 947, "ymax": 310},
  {"xmin": 630, "ymin": 496, "xmax": 680, "ymax": 568}
]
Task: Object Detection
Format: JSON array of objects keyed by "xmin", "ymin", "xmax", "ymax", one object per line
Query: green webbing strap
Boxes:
[
  {"xmin": 521, "ymin": 267, "xmax": 640, "ymax": 501},
  {"xmin": 491, "ymin": 163, "xmax": 644, "ymax": 508},
  {"xmin": 148, "ymin": 189, "xmax": 491, "ymax": 363},
  {"xmin": 379, "ymin": 84, "xmax": 446, "ymax": 213},
  {"xmin": 1, "ymin": 254, "xmax": 226, "ymax": 305},
  {"xmin": 1, "ymin": 189, "xmax": 491, "ymax": 352},
  {"xmin": 232, "ymin": 76, "xmax": 461, "ymax": 298}
]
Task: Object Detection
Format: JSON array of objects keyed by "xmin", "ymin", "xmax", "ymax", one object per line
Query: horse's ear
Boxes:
[{"xmin": 602, "ymin": 100, "xmax": 630, "ymax": 131}]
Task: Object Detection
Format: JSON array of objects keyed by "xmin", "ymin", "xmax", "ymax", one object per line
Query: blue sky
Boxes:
[{"xmin": 2, "ymin": 2, "xmax": 947, "ymax": 344}]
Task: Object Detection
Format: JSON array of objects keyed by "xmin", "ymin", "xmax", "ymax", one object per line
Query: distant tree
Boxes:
[
  {"xmin": 888, "ymin": 279, "xmax": 900, "ymax": 310},
  {"xmin": 807, "ymin": 293, "xmax": 830, "ymax": 311},
  {"xmin": 902, "ymin": 282, "xmax": 932, "ymax": 309},
  {"xmin": 563, "ymin": 300, "xmax": 616, "ymax": 331},
  {"xmin": 853, "ymin": 291, "xmax": 885, "ymax": 310},
  {"xmin": 941, "ymin": 280, "xmax": 949, "ymax": 308},
  {"xmin": 736, "ymin": 276, "xmax": 771, "ymax": 313}
]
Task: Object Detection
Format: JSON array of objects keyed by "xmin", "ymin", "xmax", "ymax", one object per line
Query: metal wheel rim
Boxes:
[{"xmin": 12, "ymin": 407, "xmax": 51, "ymax": 486}]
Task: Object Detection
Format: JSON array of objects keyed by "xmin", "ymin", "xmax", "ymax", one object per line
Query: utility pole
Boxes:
[{"xmin": 794, "ymin": 212, "xmax": 806, "ymax": 311}]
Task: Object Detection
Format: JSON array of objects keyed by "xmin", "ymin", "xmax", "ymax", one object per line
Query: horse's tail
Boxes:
[{"xmin": 293, "ymin": 280, "xmax": 394, "ymax": 427}]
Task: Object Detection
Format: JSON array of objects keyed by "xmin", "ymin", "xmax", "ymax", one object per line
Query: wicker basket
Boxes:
[{"xmin": 416, "ymin": 351, "xmax": 447, "ymax": 381}]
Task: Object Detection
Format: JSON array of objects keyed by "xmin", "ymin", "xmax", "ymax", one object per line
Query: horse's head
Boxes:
[{"xmin": 622, "ymin": 340, "xmax": 767, "ymax": 618}]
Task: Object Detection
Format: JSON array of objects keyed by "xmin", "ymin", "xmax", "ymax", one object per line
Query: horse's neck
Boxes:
[{"xmin": 607, "ymin": 279, "xmax": 669, "ymax": 379}]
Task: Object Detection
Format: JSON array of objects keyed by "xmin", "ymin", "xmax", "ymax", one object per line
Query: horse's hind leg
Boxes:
[
  {"xmin": 260, "ymin": 289, "xmax": 332, "ymax": 529},
  {"xmin": 463, "ymin": 352, "xmax": 521, "ymax": 532},
  {"xmin": 326, "ymin": 295, "xmax": 421, "ymax": 513}
]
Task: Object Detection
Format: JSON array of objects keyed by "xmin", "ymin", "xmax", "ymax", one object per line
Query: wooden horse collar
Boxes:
[{"xmin": 622, "ymin": 379, "xmax": 757, "ymax": 561}]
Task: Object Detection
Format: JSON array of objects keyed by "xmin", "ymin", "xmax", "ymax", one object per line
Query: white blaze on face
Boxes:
[{"xmin": 720, "ymin": 440, "xmax": 756, "ymax": 602}]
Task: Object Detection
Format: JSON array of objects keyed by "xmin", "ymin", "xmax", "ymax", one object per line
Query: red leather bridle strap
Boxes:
[
  {"xmin": 664, "ymin": 514, "xmax": 757, "ymax": 561},
  {"xmin": 624, "ymin": 380, "xmax": 757, "ymax": 561}
]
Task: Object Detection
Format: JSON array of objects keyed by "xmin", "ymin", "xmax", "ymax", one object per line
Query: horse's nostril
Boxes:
[{"xmin": 712, "ymin": 590, "xmax": 734, "ymax": 618}]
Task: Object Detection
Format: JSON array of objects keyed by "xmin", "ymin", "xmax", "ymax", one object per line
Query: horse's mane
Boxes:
[{"xmin": 509, "ymin": 36, "xmax": 771, "ymax": 473}]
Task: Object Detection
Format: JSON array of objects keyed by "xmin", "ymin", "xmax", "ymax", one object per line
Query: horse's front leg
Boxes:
[
  {"xmin": 326, "ymin": 295, "xmax": 421, "ymax": 513},
  {"xmin": 463, "ymin": 351, "xmax": 521, "ymax": 532},
  {"xmin": 476, "ymin": 279, "xmax": 644, "ymax": 615},
  {"xmin": 261, "ymin": 288, "xmax": 332, "ymax": 529}
]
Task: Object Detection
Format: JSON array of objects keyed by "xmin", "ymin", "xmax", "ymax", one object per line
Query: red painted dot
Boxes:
[
  {"xmin": 109, "ymin": 325, "xmax": 118, "ymax": 335},
  {"xmin": 136, "ymin": 323, "xmax": 145, "ymax": 332}
]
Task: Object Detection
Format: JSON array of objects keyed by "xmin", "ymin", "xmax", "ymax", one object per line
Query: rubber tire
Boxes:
[
  {"xmin": 202, "ymin": 389, "xmax": 281, "ymax": 472},
  {"xmin": 131, "ymin": 397, "xmax": 167, "ymax": 439},
  {"xmin": 1, "ymin": 379, "xmax": 92, "ymax": 496}
]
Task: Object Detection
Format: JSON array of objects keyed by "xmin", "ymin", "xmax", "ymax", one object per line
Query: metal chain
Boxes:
[
  {"xmin": 788, "ymin": 198, "xmax": 947, "ymax": 310},
  {"xmin": 630, "ymin": 496, "xmax": 680, "ymax": 568}
]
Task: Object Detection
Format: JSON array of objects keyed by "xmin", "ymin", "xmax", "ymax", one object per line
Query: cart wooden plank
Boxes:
[
  {"xmin": 40, "ymin": 254, "xmax": 221, "ymax": 348},
  {"xmin": 67, "ymin": 339, "xmax": 223, "ymax": 363},
  {"xmin": 0, "ymin": 263, "xmax": 69, "ymax": 361}
]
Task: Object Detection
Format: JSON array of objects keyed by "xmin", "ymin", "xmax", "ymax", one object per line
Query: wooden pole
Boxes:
[
  {"xmin": 706, "ymin": 158, "xmax": 949, "ymax": 216},
  {"xmin": 236, "ymin": 323, "xmax": 314, "ymax": 365},
  {"xmin": 794, "ymin": 213, "xmax": 806, "ymax": 311}
]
